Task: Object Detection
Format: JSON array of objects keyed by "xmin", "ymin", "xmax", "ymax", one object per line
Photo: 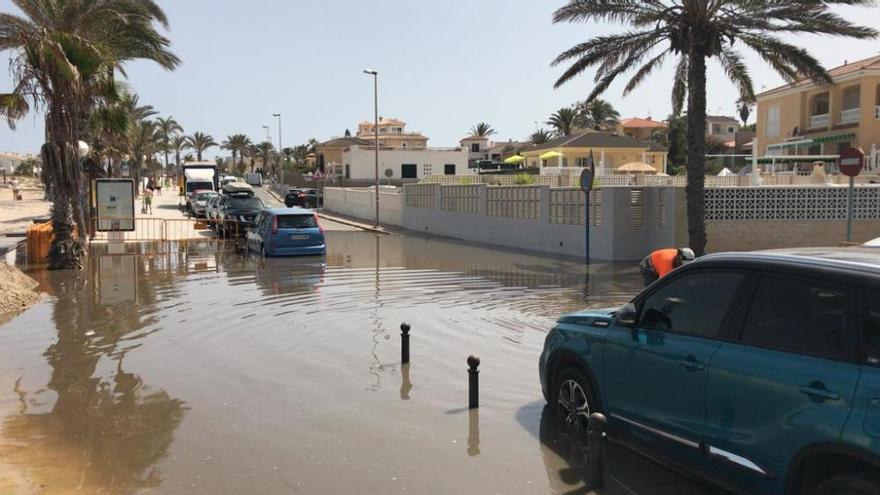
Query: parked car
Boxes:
[
  {"xmin": 246, "ymin": 208, "xmax": 326, "ymax": 257},
  {"xmin": 216, "ymin": 194, "xmax": 265, "ymax": 238},
  {"xmin": 539, "ymin": 248, "xmax": 880, "ymax": 495},
  {"xmin": 190, "ymin": 190, "xmax": 218, "ymax": 218},
  {"xmin": 284, "ymin": 188, "xmax": 321, "ymax": 208}
]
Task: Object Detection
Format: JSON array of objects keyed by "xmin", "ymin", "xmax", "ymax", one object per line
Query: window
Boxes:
[
  {"xmin": 713, "ymin": 124, "xmax": 722, "ymax": 134},
  {"xmin": 277, "ymin": 215, "xmax": 317, "ymax": 229},
  {"xmin": 843, "ymin": 85, "xmax": 861, "ymax": 110},
  {"xmin": 422, "ymin": 164, "xmax": 432, "ymax": 176},
  {"xmin": 344, "ymin": 164, "xmax": 350, "ymax": 179},
  {"xmin": 837, "ymin": 142, "xmax": 852, "ymax": 154},
  {"xmin": 444, "ymin": 164, "xmax": 456, "ymax": 175},
  {"xmin": 401, "ymin": 164, "xmax": 418, "ymax": 179},
  {"xmin": 471, "ymin": 143, "xmax": 480, "ymax": 153},
  {"xmin": 741, "ymin": 275, "xmax": 849, "ymax": 360},
  {"xmin": 727, "ymin": 126, "xmax": 735, "ymax": 133},
  {"xmin": 766, "ymin": 106, "xmax": 780, "ymax": 138},
  {"xmin": 863, "ymin": 290, "xmax": 880, "ymax": 365},
  {"xmin": 811, "ymin": 93, "xmax": 830, "ymax": 116},
  {"xmin": 638, "ymin": 271, "xmax": 744, "ymax": 339}
]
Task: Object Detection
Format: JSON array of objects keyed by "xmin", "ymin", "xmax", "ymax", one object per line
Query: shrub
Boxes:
[{"xmin": 514, "ymin": 173, "xmax": 535, "ymax": 185}]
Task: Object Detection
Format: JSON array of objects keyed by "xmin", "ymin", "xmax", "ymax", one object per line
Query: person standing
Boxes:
[
  {"xmin": 639, "ymin": 247, "xmax": 695, "ymax": 286},
  {"xmin": 143, "ymin": 187, "xmax": 153, "ymax": 215}
]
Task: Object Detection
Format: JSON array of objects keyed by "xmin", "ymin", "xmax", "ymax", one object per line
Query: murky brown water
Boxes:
[{"xmin": 0, "ymin": 231, "xmax": 712, "ymax": 494}]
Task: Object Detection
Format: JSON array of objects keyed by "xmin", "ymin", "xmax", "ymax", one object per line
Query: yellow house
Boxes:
[
  {"xmin": 615, "ymin": 117, "xmax": 668, "ymax": 142},
  {"xmin": 356, "ymin": 117, "xmax": 428, "ymax": 150},
  {"xmin": 519, "ymin": 131, "xmax": 667, "ymax": 174},
  {"xmin": 315, "ymin": 136, "xmax": 372, "ymax": 174},
  {"xmin": 756, "ymin": 55, "xmax": 880, "ymax": 168}
]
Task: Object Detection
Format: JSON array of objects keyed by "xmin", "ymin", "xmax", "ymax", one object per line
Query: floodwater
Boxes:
[{"xmin": 0, "ymin": 231, "xmax": 713, "ymax": 494}]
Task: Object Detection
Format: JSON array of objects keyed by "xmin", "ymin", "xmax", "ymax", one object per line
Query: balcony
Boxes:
[
  {"xmin": 840, "ymin": 108, "xmax": 860, "ymax": 125},
  {"xmin": 809, "ymin": 113, "xmax": 829, "ymax": 129}
]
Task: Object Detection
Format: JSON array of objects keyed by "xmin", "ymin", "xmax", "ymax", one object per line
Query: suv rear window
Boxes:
[
  {"xmin": 741, "ymin": 274, "xmax": 849, "ymax": 360},
  {"xmin": 277, "ymin": 215, "xmax": 317, "ymax": 229},
  {"xmin": 228, "ymin": 197, "xmax": 264, "ymax": 209}
]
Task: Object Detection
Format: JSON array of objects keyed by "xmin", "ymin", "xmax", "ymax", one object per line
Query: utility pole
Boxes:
[
  {"xmin": 364, "ymin": 69, "xmax": 380, "ymax": 227},
  {"xmin": 273, "ymin": 113, "xmax": 282, "ymax": 180}
]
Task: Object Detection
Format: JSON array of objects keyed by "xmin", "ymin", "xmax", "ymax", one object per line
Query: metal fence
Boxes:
[{"xmin": 90, "ymin": 218, "xmax": 240, "ymax": 242}]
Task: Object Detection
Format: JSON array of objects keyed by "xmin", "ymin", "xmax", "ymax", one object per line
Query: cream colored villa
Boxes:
[
  {"xmin": 356, "ymin": 117, "xmax": 428, "ymax": 150},
  {"xmin": 519, "ymin": 131, "xmax": 667, "ymax": 174},
  {"xmin": 756, "ymin": 55, "xmax": 880, "ymax": 169}
]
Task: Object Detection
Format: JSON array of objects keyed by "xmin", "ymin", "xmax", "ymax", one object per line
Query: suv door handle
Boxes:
[
  {"xmin": 799, "ymin": 383, "xmax": 840, "ymax": 402},
  {"xmin": 679, "ymin": 355, "xmax": 706, "ymax": 372}
]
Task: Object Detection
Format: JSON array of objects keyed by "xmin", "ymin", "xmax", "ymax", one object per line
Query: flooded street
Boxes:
[{"xmin": 0, "ymin": 230, "xmax": 708, "ymax": 494}]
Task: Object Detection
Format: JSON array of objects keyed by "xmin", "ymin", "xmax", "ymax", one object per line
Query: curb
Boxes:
[{"xmin": 316, "ymin": 213, "xmax": 393, "ymax": 235}]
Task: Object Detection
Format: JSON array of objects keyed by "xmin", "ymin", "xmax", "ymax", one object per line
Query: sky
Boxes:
[{"xmin": 2, "ymin": 1, "xmax": 880, "ymax": 158}]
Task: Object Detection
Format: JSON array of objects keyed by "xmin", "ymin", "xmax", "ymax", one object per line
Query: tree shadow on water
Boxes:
[{"xmin": 0, "ymin": 263, "xmax": 187, "ymax": 493}]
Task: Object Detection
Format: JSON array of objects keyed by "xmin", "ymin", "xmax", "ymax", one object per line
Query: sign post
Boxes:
[
  {"xmin": 580, "ymin": 151, "xmax": 596, "ymax": 265},
  {"xmin": 839, "ymin": 147, "xmax": 865, "ymax": 243}
]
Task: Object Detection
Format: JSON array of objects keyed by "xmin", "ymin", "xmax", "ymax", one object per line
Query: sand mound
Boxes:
[{"xmin": 0, "ymin": 262, "xmax": 40, "ymax": 315}]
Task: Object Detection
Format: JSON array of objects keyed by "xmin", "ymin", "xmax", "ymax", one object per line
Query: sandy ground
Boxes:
[
  {"xmin": 0, "ymin": 177, "xmax": 50, "ymax": 235},
  {"xmin": 0, "ymin": 262, "xmax": 40, "ymax": 318}
]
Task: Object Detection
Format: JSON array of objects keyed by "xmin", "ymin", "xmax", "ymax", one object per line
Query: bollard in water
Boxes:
[
  {"xmin": 400, "ymin": 323, "xmax": 411, "ymax": 364},
  {"xmin": 585, "ymin": 412, "xmax": 607, "ymax": 489},
  {"xmin": 468, "ymin": 355, "xmax": 480, "ymax": 409}
]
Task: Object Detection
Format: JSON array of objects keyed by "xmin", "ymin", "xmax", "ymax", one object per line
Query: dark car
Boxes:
[
  {"xmin": 539, "ymin": 248, "xmax": 880, "ymax": 495},
  {"xmin": 216, "ymin": 194, "xmax": 265, "ymax": 238},
  {"xmin": 284, "ymin": 188, "xmax": 321, "ymax": 208}
]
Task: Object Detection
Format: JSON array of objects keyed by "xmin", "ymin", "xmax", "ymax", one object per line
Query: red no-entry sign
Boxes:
[{"xmin": 839, "ymin": 147, "xmax": 865, "ymax": 178}]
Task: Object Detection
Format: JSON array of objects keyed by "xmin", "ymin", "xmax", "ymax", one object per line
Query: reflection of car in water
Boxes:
[
  {"xmin": 539, "ymin": 249, "xmax": 880, "ymax": 495},
  {"xmin": 253, "ymin": 256, "xmax": 325, "ymax": 296}
]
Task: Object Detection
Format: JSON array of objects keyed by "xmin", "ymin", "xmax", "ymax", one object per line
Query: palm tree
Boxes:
[
  {"xmin": 551, "ymin": 1, "xmax": 876, "ymax": 255},
  {"xmin": 738, "ymin": 99, "xmax": 753, "ymax": 127},
  {"xmin": 579, "ymin": 99, "xmax": 620, "ymax": 131},
  {"xmin": 171, "ymin": 135, "xmax": 189, "ymax": 170},
  {"xmin": 256, "ymin": 141, "xmax": 274, "ymax": 175},
  {"xmin": 221, "ymin": 134, "xmax": 251, "ymax": 171},
  {"xmin": 546, "ymin": 107, "xmax": 579, "ymax": 137},
  {"xmin": 246, "ymin": 144, "xmax": 260, "ymax": 173},
  {"xmin": 469, "ymin": 122, "xmax": 496, "ymax": 138},
  {"xmin": 156, "ymin": 116, "xmax": 183, "ymax": 170},
  {"xmin": 128, "ymin": 120, "xmax": 161, "ymax": 194},
  {"xmin": 529, "ymin": 129, "xmax": 553, "ymax": 145},
  {"xmin": 187, "ymin": 132, "xmax": 217, "ymax": 161},
  {"xmin": 0, "ymin": 0, "xmax": 178, "ymax": 269}
]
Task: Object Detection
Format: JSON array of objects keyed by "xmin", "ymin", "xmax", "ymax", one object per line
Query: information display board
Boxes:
[{"xmin": 95, "ymin": 179, "xmax": 135, "ymax": 232}]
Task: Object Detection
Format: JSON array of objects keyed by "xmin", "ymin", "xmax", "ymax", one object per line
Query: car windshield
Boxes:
[
  {"xmin": 228, "ymin": 197, "xmax": 264, "ymax": 209},
  {"xmin": 187, "ymin": 182, "xmax": 213, "ymax": 193},
  {"xmin": 277, "ymin": 215, "xmax": 318, "ymax": 229},
  {"xmin": 196, "ymin": 192, "xmax": 216, "ymax": 201}
]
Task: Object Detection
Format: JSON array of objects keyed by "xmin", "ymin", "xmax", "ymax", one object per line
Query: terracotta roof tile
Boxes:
[
  {"xmin": 619, "ymin": 117, "xmax": 667, "ymax": 128},
  {"xmin": 758, "ymin": 54, "xmax": 880, "ymax": 98}
]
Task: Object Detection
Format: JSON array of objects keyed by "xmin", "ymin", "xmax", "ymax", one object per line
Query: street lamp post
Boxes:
[
  {"xmin": 363, "ymin": 69, "xmax": 379, "ymax": 227},
  {"xmin": 273, "ymin": 113, "xmax": 282, "ymax": 181}
]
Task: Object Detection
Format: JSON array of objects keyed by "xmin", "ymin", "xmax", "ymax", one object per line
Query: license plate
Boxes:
[{"xmin": 291, "ymin": 234, "xmax": 309, "ymax": 240}]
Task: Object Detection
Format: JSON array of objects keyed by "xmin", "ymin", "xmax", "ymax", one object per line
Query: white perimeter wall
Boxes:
[{"xmin": 341, "ymin": 146, "xmax": 472, "ymax": 180}]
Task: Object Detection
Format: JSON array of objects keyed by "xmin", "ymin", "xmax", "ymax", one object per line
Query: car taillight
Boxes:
[
  {"xmin": 314, "ymin": 214, "xmax": 324, "ymax": 233},
  {"xmin": 298, "ymin": 193, "xmax": 306, "ymax": 198},
  {"xmin": 272, "ymin": 215, "xmax": 278, "ymax": 234}
]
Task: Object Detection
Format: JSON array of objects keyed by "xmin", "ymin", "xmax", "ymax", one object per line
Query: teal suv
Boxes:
[{"xmin": 539, "ymin": 248, "xmax": 880, "ymax": 495}]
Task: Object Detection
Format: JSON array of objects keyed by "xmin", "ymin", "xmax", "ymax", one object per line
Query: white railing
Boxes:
[
  {"xmin": 840, "ymin": 108, "xmax": 860, "ymax": 124},
  {"xmin": 809, "ymin": 113, "xmax": 830, "ymax": 129}
]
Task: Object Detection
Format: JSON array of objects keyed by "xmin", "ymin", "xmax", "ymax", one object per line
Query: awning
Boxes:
[
  {"xmin": 503, "ymin": 155, "xmax": 525, "ymax": 164},
  {"xmin": 765, "ymin": 133, "xmax": 855, "ymax": 150},
  {"xmin": 756, "ymin": 155, "xmax": 839, "ymax": 164},
  {"xmin": 812, "ymin": 132, "xmax": 855, "ymax": 144},
  {"xmin": 614, "ymin": 162, "xmax": 658, "ymax": 174},
  {"xmin": 539, "ymin": 151, "xmax": 564, "ymax": 160}
]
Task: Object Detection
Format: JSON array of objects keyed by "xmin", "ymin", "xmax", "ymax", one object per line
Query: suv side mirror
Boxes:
[{"xmin": 617, "ymin": 302, "xmax": 637, "ymax": 326}]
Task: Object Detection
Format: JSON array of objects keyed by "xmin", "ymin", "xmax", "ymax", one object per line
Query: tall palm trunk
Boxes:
[{"xmin": 685, "ymin": 43, "xmax": 708, "ymax": 256}]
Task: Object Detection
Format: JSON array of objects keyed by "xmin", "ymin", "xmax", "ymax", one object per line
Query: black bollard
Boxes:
[
  {"xmin": 585, "ymin": 412, "xmax": 607, "ymax": 489},
  {"xmin": 467, "ymin": 355, "xmax": 480, "ymax": 409},
  {"xmin": 400, "ymin": 323, "xmax": 411, "ymax": 364}
]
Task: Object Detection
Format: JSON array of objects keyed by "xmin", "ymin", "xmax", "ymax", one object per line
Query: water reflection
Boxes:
[{"xmin": 1, "ymin": 267, "xmax": 186, "ymax": 493}]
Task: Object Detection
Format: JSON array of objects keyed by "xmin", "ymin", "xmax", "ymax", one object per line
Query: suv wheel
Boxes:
[
  {"xmin": 815, "ymin": 474, "xmax": 880, "ymax": 495},
  {"xmin": 553, "ymin": 367, "xmax": 598, "ymax": 436}
]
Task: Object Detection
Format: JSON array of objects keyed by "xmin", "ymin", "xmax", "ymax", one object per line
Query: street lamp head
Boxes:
[
  {"xmin": 273, "ymin": 113, "xmax": 281, "ymax": 117},
  {"xmin": 363, "ymin": 69, "xmax": 377, "ymax": 75}
]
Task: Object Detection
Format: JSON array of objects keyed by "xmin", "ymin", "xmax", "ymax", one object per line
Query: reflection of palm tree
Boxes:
[{"xmin": 2, "ymin": 266, "xmax": 186, "ymax": 492}]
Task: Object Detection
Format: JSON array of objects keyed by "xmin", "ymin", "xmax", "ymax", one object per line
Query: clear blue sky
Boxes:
[{"xmin": 2, "ymin": 1, "xmax": 880, "ymax": 157}]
